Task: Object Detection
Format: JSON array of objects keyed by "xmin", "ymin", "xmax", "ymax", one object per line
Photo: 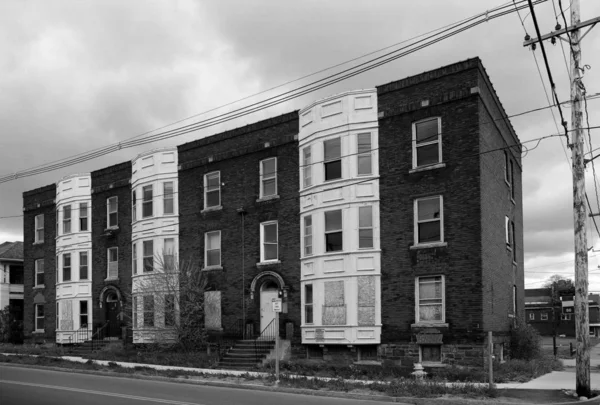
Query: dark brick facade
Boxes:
[
  {"xmin": 178, "ymin": 112, "xmax": 300, "ymax": 339},
  {"xmin": 23, "ymin": 184, "xmax": 57, "ymax": 342},
  {"xmin": 91, "ymin": 161, "xmax": 132, "ymax": 335}
]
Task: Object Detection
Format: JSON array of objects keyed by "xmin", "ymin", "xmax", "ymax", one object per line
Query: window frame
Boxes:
[
  {"xmin": 323, "ymin": 137, "xmax": 342, "ymax": 181},
  {"xmin": 357, "ymin": 133, "xmax": 372, "ymax": 176},
  {"xmin": 415, "ymin": 275, "xmax": 445, "ymax": 324},
  {"xmin": 412, "ymin": 117, "xmax": 442, "ymax": 169},
  {"xmin": 79, "ymin": 202, "xmax": 88, "ymax": 231},
  {"xmin": 62, "ymin": 253, "xmax": 71, "ymax": 282},
  {"xmin": 304, "ymin": 284, "xmax": 314, "ymax": 325},
  {"xmin": 358, "ymin": 205, "xmax": 374, "ymax": 249},
  {"xmin": 204, "ymin": 171, "xmax": 221, "ymax": 209},
  {"xmin": 107, "ymin": 197, "xmax": 118, "ymax": 228},
  {"xmin": 163, "ymin": 181, "xmax": 174, "ymax": 215},
  {"xmin": 132, "ymin": 189, "xmax": 137, "ymax": 221},
  {"xmin": 34, "ymin": 214, "xmax": 44, "ymax": 243},
  {"xmin": 63, "ymin": 205, "xmax": 72, "ymax": 234},
  {"xmin": 541, "ymin": 313, "xmax": 548, "ymax": 321},
  {"xmin": 414, "ymin": 196, "xmax": 444, "ymax": 245},
  {"xmin": 143, "ymin": 295, "xmax": 154, "ymax": 327},
  {"xmin": 132, "ymin": 242, "xmax": 138, "ymax": 275},
  {"xmin": 142, "ymin": 185, "xmax": 153, "ymax": 218},
  {"xmin": 325, "ymin": 209, "xmax": 343, "ymax": 252},
  {"xmin": 260, "ymin": 221, "xmax": 279, "ymax": 262},
  {"xmin": 259, "ymin": 157, "xmax": 278, "ymax": 198},
  {"xmin": 204, "ymin": 231, "xmax": 221, "ymax": 268},
  {"xmin": 107, "ymin": 247, "xmax": 118, "ymax": 279},
  {"xmin": 79, "ymin": 251, "xmax": 88, "ymax": 280},
  {"xmin": 143, "ymin": 240, "xmax": 154, "ymax": 273},
  {"xmin": 303, "ymin": 215, "xmax": 313, "ymax": 256},
  {"xmin": 510, "ymin": 160, "xmax": 515, "ymax": 200},
  {"xmin": 529, "ymin": 312, "xmax": 535, "ymax": 321},
  {"xmin": 80, "ymin": 300, "xmax": 88, "ymax": 328},
  {"xmin": 35, "ymin": 304, "xmax": 44, "ymax": 332},
  {"xmin": 302, "ymin": 146, "xmax": 312, "ymax": 188},
  {"xmin": 34, "ymin": 259, "xmax": 44, "ymax": 287}
]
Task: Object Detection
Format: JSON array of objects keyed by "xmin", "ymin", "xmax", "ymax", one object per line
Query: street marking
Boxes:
[{"xmin": 0, "ymin": 380, "xmax": 207, "ymax": 405}]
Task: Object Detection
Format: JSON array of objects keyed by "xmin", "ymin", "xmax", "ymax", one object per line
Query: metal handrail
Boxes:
[
  {"xmin": 91, "ymin": 322, "xmax": 110, "ymax": 351},
  {"xmin": 67, "ymin": 327, "xmax": 91, "ymax": 345},
  {"xmin": 254, "ymin": 318, "xmax": 278, "ymax": 362}
]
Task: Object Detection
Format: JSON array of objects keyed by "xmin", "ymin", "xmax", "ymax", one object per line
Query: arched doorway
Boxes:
[
  {"xmin": 104, "ymin": 291, "xmax": 121, "ymax": 338},
  {"xmin": 259, "ymin": 281, "xmax": 279, "ymax": 333}
]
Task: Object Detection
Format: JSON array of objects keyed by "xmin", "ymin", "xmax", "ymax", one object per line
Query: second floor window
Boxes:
[
  {"xmin": 204, "ymin": 172, "xmax": 220, "ymax": 209},
  {"xmin": 415, "ymin": 196, "xmax": 443, "ymax": 245},
  {"xmin": 144, "ymin": 295, "xmax": 154, "ymax": 327},
  {"xmin": 80, "ymin": 301, "xmax": 88, "ymax": 328},
  {"xmin": 164, "ymin": 238, "xmax": 175, "ymax": 271},
  {"xmin": 107, "ymin": 197, "xmax": 118, "ymax": 228},
  {"xmin": 357, "ymin": 133, "xmax": 372, "ymax": 176},
  {"xmin": 303, "ymin": 146, "xmax": 312, "ymax": 188},
  {"xmin": 325, "ymin": 209, "xmax": 343, "ymax": 252},
  {"xmin": 34, "ymin": 214, "xmax": 44, "ymax": 243},
  {"xmin": 163, "ymin": 182, "xmax": 174, "ymax": 215},
  {"xmin": 416, "ymin": 276, "xmax": 445, "ymax": 323},
  {"xmin": 143, "ymin": 240, "xmax": 154, "ymax": 272},
  {"xmin": 260, "ymin": 221, "xmax": 278, "ymax": 262},
  {"xmin": 107, "ymin": 247, "xmax": 118, "ymax": 279},
  {"xmin": 142, "ymin": 185, "xmax": 153, "ymax": 218},
  {"xmin": 205, "ymin": 231, "xmax": 221, "ymax": 267},
  {"xmin": 132, "ymin": 243, "xmax": 138, "ymax": 275},
  {"xmin": 260, "ymin": 158, "xmax": 277, "ymax": 198},
  {"xmin": 63, "ymin": 205, "xmax": 71, "ymax": 234},
  {"xmin": 358, "ymin": 206, "xmax": 373, "ymax": 248},
  {"xmin": 324, "ymin": 138, "xmax": 342, "ymax": 181},
  {"xmin": 35, "ymin": 259, "xmax": 44, "ymax": 287},
  {"xmin": 413, "ymin": 117, "xmax": 441, "ymax": 168},
  {"xmin": 79, "ymin": 202, "xmax": 88, "ymax": 231},
  {"xmin": 132, "ymin": 190, "xmax": 137, "ymax": 221},
  {"xmin": 79, "ymin": 252, "xmax": 88, "ymax": 280},
  {"xmin": 62, "ymin": 253, "xmax": 71, "ymax": 282},
  {"xmin": 304, "ymin": 216, "xmax": 312, "ymax": 256}
]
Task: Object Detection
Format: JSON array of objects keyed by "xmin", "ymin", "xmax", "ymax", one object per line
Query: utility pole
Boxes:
[{"xmin": 523, "ymin": 2, "xmax": 598, "ymax": 398}]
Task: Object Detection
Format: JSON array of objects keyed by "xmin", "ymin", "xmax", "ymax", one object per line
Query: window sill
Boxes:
[
  {"xmin": 104, "ymin": 277, "xmax": 119, "ymax": 282},
  {"xmin": 505, "ymin": 179, "xmax": 511, "ymax": 187},
  {"xmin": 411, "ymin": 322, "xmax": 449, "ymax": 328},
  {"xmin": 104, "ymin": 226, "xmax": 119, "ymax": 233},
  {"xmin": 410, "ymin": 242, "xmax": 447, "ymax": 250},
  {"xmin": 201, "ymin": 205, "xmax": 223, "ymax": 214},
  {"xmin": 201, "ymin": 266, "xmax": 223, "ymax": 272},
  {"xmin": 257, "ymin": 260, "xmax": 281, "ymax": 268},
  {"xmin": 32, "ymin": 242, "xmax": 44, "ymax": 246},
  {"xmin": 33, "ymin": 285, "xmax": 45, "ymax": 290},
  {"xmin": 421, "ymin": 362, "xmax": 446, "ymax": 368},
  {"xmin": 409, "ymin": 162, "xmax": 446, "ymax": 173},
  {"xmin": 256, "ymin": 195, "xmax": 280, "ymax": 203},
  {"xmin": 33, "ymin": 331, "xmax": 45, "ymax": 334}
]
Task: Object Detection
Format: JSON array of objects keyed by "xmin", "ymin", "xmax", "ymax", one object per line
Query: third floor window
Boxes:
[
  {"xmin": 260, "ymin": 158, "xmax": 277, "ymax": 198},
  {"xmin": 142, "ymin": 185, "xmax": 153, "ymax": 218},
  {"xmin": 63, "ymin": 205, "xmax": 71, "ymax": 234},
  {"xmin": 107, "ymin": 197, "xmax": 118, "ymax": 228},
  {"xmin": 413, "ymin": 117, "xmax": 441, "ymax": 168},
  {"xmin": 324, "ymin": 138, "xmax": 341, "ymax": 181},
  {"xmin": 204, "ymin": 172, "xmax": 221, "ymax": 209}
]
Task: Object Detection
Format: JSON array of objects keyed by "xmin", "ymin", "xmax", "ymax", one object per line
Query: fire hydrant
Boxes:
[{"xmin": 411, "ymin": 363, "xmax": 428, "ymax": 381}]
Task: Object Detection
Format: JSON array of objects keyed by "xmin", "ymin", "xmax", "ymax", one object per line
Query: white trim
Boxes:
[
  {"xmin": 204, "ymin": 171, "xmax": 221, "ymax": 209},
  {"xmin": 412, "ymin": 117, "xmax": 442, "ymax": 169},
  {"xmin": 106, "ymin": 196, "xmax": 118, "ymax": 228},
  {"xmin": 260, "ymin": 221, "xmax": 278, "ymax": 262},
  {"xmin": 414, "ymin": 195, "xmax": 444, "ymax": 245},
  {"xmin": 259, "ymin": 157, "xmax": 277, "ymax": 198},
  {"xmin": 205, "ymin": 230, "xmax": 221, "ymax": 268},
  {"xmin": 415, "ymin": 275, "xmax": 445, "ymax": 324}
]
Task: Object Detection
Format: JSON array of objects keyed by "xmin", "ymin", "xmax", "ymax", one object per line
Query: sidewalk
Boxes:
[{"xmin": 496, "ymin": 371, "xmax": 600, "ymax": 390}]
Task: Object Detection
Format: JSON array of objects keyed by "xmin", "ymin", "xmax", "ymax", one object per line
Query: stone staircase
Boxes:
[
  {"xmin": 218, "ymin": 339, "xmax": 276, "ymax": 370},
  {"xmin": 63, "ymin": 339, "xmax": 116, "ymax": 357}
]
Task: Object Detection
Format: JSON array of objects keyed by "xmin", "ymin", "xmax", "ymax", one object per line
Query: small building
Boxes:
[{"xmin": 0, "ymin": 241, "xmax": 24, "ymax": 322}]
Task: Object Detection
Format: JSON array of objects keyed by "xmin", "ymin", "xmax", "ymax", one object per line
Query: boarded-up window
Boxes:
[
  {"xmin": 59, "ymin": 299, "xmax": 73, "ymax": 331},
  {"xmin": 358, "ymin": 276, "xmax": 375, "ymax": 326},
  {"xmin": 323, "ymin": 281, "xmax": 345, "ymax": 325},
  {"xmin": 204, "ymin": 291, "xmax": 221, "ymax": 330}
]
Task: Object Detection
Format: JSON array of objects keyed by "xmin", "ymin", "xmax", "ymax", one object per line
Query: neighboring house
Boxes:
[
  {"xmin": 22, "ymin": 57, "xmax": 523, "ymax": 366},
  {"xmin": 525, "ymin": 288, "xmax": 600, "ymax": 337},
  {"xmin": 0, "ymin": 241, "xmax": 24, "ymax": 321}
]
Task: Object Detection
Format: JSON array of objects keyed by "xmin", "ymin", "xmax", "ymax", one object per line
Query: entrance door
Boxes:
[
  {"xmin": 105, "ymin": 292, "xmax": 120, "ymax": 338},
  {"xmin": 260, "ymin": 283, "xmax": 278, "ymax": 334}
]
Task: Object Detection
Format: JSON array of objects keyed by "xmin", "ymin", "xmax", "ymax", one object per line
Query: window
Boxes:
[
  {"xmin": 165, "ymin": 294, "xmax": 175, "ymax": 327},
  {"xmin": 132, "ymin": 190, "xmax": 137, "ymax": 221},
  {"xmin": 63, "ymin": 205, "xmax": 71, "ymax": 234},
  {"xmin": 163, "ymin": 182, "xmax": 174, "ymax": 215},
  {"xmin": 504, "ymin": 151, "xmax": 510, "ymax": 183},
  {"xmin": 107, "ymin": 247, "xmax": 118, "ymax": 279},
  {"xmin": 305, "ymin": 284, "xmax": 313, "ymax": 324},
  {"xmin": 561, "ymin": 313, "xmax": 572, "ymax": 321},
  {"xmin": 204, "ymin": 172, "xmax": 220, "ymax": 208},
  {"xmin": 529, "ymin": 312, "xmax": 535, "ymax": 320},
  {"xmin": 132, "ymin": 243, "xmax": 138, "ymax": 275},
  {"xmin": 415, "ymin": 196, "xmax": 443, "ymax": 244},
  {"xmin": 56, "ymin": 209, "xmax": 59, "ymax": 235},
  {"xmin": 325, "ymin": 210, "xmax": 343, "ymax": 252},
  {"xmin": 205, "ymin": 231, "xmax": 221, "ymax": 267},
  {"xmin": 416, "ymin": 276, "xmax": 444, "ymax": 323},
  {"xmin": 260, "ymin": 222, "xmax": 278, "ymax": 262},
  {"xmin": 303, "ymin": 146, "xmax": 312, "ymax": 188},
  {"xmin": 35, "ymin": 304, "xmax": 44, "ymax": 331},
  {"xmin": 79, "ymin": 252, "xmax": 88, "ymax": 280},
  {"xmin": 143, "ymin": 240, "xmax": 154, "ymax": 272},
  {"xmin": 164, "ymin": 238, "xmax": 175, "ymax": 271},
  {"xmin": 506, "ymin": 217, "xmax": 515, "ymax": 251},
  {"xmin": 511, "ymin": 221, "xmax": 517, "ymax": 262},
  {"xmin": 79, "ymin": 202, "xmax": 88, "ymax": 231},
  {"xmin": 107, "ymin": 197, "xmax": 118, "ymax": 228},
  {"xmin": 80, "ymin": 301, "xmax": 88, "ymax": 328},
  {"xmin": 35, "ymin": 259, "xmax": 44, "ymax": 287},
  {"xmin": 357, "ymin": 133, "xmax": 372, "ymax": 176},
  {"xmin": 34, "ymin": 214, "xmax": 44, "ymax": 243},
  {"xmin": 358, "ymin": 206, "xmax": 373, "ymax": 249},
  {"xmin": 324, "ymin": 138, "xmax": 342, "ymax": 181},
  {"xmin": 260, "ymin": 158, "xmax": 277, "ymax": 197},
  {"xmin": 513, "ymin": 285, "xmax": 517, "ymax": 316},
  {"xmin": 510, "ymin": 161, "xmax": 515, "ymax": 200},
  {"xmin": 420, "ymin": 345, "xmax": 442, "ymax": 363},
  {"xmin": 304, "ymin": 216, "xmax": 313, "ymax": 256},
  {"xmin": 413, "ymin": 117, "xmax": 441, "ymax": 168},
  {"xmin": 133, "ymin": 296, "xmax": 138, "ymax": 328},
  {"xmin": 142, "ymin": 185, "xmax": 153, "ymax": 218},
  {"xmin": 56, "ymin": 302, "xmax": 59, "ymax": 330},
  {"xmin": 143, "ymin": 296, "xmax": 154, "ymax": 327},
  {"xmin": 541, "ymin": 313, "xmax": 548, "ymax": 321},
  {"xmin": 62, "ymin": 253, "xmax": 71, "ymax": 282}
]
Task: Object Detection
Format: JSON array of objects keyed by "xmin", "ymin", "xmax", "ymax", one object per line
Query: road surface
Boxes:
[{"xmin": 0, "ymin": 365, "xmax": 392, "ymax": 405}]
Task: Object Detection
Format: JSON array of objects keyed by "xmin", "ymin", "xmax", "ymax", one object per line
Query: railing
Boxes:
[
  {"xmin": 215, "ymin": 319, "xmax": 243, "ymax": 360},
  {"xmin": 253, "ymin": 318, "xmax": 278, "ymax": 362},
  {"xmin": 67, "ymin": 327, "xmax": 91, "ymax": 345},
  {"xmin": 91, "ymin": 322, "xmax": 110, "ymax": 351}
]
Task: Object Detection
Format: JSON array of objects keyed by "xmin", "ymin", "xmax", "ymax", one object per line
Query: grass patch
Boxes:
[{"xmin": 85, "ymin": 344, "xmax": 216, "ymax": 369}]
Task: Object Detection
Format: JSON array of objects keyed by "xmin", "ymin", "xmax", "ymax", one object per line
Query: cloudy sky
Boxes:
[{"xmin": 0, "ymin": 0, "xmax": 599, "ymax": 290}]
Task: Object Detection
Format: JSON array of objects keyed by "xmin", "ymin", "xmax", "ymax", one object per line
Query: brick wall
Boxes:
[
  {"xmin": 91, "ymin": 161, "xmax": 132, "ymax": 330},
  {"xmin": 23, "ymin": 184, "xmax": 57, "ymax": 342},
  {"xmin": 178, "ymin": 112, "xmax": 301, "ymax": 338}
]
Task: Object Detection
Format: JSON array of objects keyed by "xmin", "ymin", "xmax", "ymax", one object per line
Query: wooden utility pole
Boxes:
[{"xmin": 523, "ymin": 0, "xmax": 598, "ymax": 398}]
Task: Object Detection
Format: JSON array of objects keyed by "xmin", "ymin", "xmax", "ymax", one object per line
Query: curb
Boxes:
[{"xmin": 2, "ymin": 360, "xmax": 599, "ymax": 405}]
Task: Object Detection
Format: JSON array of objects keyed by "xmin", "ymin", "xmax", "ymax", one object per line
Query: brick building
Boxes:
[{"xmin": 22, "ymin": 57, "xmax": 523, "ymax": 366}]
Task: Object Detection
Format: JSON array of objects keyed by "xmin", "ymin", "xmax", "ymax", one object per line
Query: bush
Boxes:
[
  {"xmin": 510, "ymin": 321, "xmax": 542, "ymax": 360},
  {"xmin": 0, "ymin": 306, "xmax": 23, "ymax": 344}
]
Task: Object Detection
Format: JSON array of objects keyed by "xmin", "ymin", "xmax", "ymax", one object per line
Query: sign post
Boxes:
[{"xmin": 272, "ymin": 298, "xmax": 282, "ymax": 382}]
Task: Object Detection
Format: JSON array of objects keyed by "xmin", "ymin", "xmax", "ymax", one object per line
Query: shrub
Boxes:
[{"xmin": 510, "ymin": 321, "xmax": 542, "ymax": 360}]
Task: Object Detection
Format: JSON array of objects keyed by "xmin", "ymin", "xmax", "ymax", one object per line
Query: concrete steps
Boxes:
[
  {"xmin": 62, "ymin": 339, "xmax": 117, "ymax": 357},
  {"xmin": 218, "ymin": 339, "xmax": 275, "ymax": 370}
]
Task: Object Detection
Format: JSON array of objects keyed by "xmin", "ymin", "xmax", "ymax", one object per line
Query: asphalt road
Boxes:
[{"xmin": 0, "ymin": 365, "xmax": 392, "ymax": 405}]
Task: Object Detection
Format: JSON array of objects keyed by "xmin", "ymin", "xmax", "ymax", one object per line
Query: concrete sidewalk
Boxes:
[{"xmin": 496, "ymin": 371, "xmax": 600, "ymax": 390}]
